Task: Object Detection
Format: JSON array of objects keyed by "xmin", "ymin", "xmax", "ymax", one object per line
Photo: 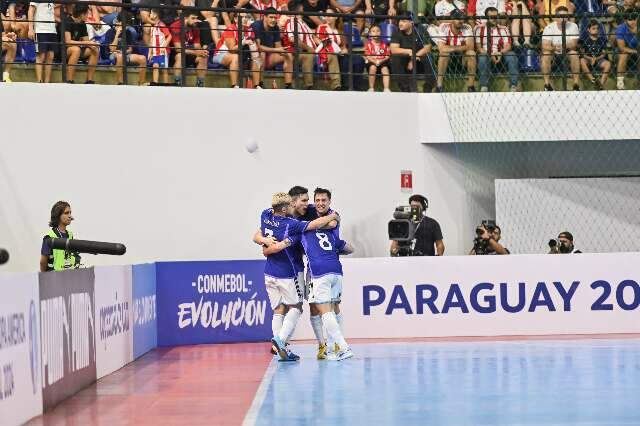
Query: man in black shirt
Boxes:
[
  {"xmin": 579, "ymin": 19, "xmax": 611, "ymax": 90},
  {"xmin": 63, "ymin": 4, "xmax": 99, "ymax": 84},
  {"xmin": 390, "ymin": 194, "xmax": 445, "ymax": 256},
  {"xmin": 390, "ymin": 16, "xmax": 436, "ymax": 92},
  {"xmin": 302, "ymin": 0, "xmax": 329, "ymax": 29},
  {"xmin": 252, "ymin": 9, "xmax": 293, "ymax": 88}
]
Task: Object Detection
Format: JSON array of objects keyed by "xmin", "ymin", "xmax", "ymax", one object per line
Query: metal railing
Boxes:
[{"xmin": 1, "ymin": 0, "xmax": 639, "ymax": 91}]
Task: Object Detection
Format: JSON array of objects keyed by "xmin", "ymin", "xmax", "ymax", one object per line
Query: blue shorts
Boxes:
[
  {"xmin": 149, "ymin": 54, "xmax": 168, "ymax": 68},
  {"xmin": 212, "ymin": 50, "xmax": 228, "ymax": 65}
]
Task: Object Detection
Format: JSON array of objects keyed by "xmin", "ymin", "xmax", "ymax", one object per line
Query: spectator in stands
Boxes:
[
  {"xmin": 316, "ymin": 9, "xmax": 345, "ymax": 90},
  {"xmin": 390, "ymin": 15, "xmax": 436, "ymax": 92},
  {"xmin": 302, "ymin": 0, "xmax": 329, "ymax": 29},
  {"xmin": 540, "ymin": 6, "xmax": 580, "ymax": 91},
  {"xmin": 365, "ymin": 24, "xmax": 391, "ymax": 91},
  {"xmin": 213, "ymin": 12, "xmax": 259, "ymax": 88},
  {"xmin": 170, "ymin": 11, "xmax": 208, "ymax": 87},
  {"xmin": 140, "ymin": 0, "xmax": 180, "ymax": 46},
  {"xmin": 535, "ymin": 0, "xmax": 575, "ymax": 30},
  {"xmin": 1, "ymin": 30, "xmax": 16, "ymax": 82},
  {"xmin": 281, "ymin": 0, "xmax": 318, "ymax": 89},
  {"xmin": 435, "ymin": 0, "xmax": 466, "ymax": 20},
  {"xmin": 62, "ymin": 5, "xmax": 99, "ymax": 84},
  {"xmin": 252, "ymin": 8, "xmax": 293, "ymax": 88},
  {"xmin": 556, "ymin": 231, "xmax": 582, "ymax": 253},
  {"xmin": 2, "ymin": 0, "xmax": 29, "ymax": 38},
  {"xmin": 469, "ymin": 224, "xmax": 509, "ymax": 255},
  {"xmin": 475, "ymin": 7, "xmax": 518, "ymax": 91},
  {"xmin": 148, "ymin": 9, "xmax": 172, "ymax": 85},
  {"xmin": 28, "ymin": 0, "xmax": 57, "ymax": 83},
  {"xmin": 110, "ymin": 17, "xmax": 148, "ymax": 85},
  {"xmin": 436, "ymin": 10, "xmax": 476, "ymax": 92},
  {"xmin": 505, "ymin": 1, "xmax": 533, "ymax": 48},
  {"xmin": 364, "ymin": 0, "xmax": 397, "ymax": 27},
  {"xmin": 580, "ymin": 19, "xmax": 610, "ymax": 90},
  {"xmin": 197, "ymin": 0, "xmax": 221, "ymax": 42},
  {"xmin": 615, "ymin": 10, "xmax": 638, "ymax": 90},
  {"xmin": 330, "ymin": 0, "xmax": 364, "ymax": 15}
]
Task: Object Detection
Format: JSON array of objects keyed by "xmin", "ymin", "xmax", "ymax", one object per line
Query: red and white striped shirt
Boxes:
[
  {"xmin": 149, "ymin": 22, "xmax": 171, "ymax": 57},
  {"xmin": 282, "ymin": 16, "xmax": 317, "ymax": 52},
  {"xmin": 365, "ymin": 39, "xmax": 390, "ymax": 62},
  {"xmin": 437, "ymin": 23, "xmax": 473, "ymax": 47},
  {"xmin": 316, "ymin": 24, "xmax": 341, "ymax": 53},
  {"xmin": 473, "ymin": 24, "xmax": 510, "ymax": 54},
  {"xmin": 249, "ymin": 0, "xmax": 279, "ymax": 11}
]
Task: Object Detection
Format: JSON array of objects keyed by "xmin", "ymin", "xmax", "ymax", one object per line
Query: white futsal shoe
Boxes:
[{"xmin": 327, "ymin": 347, "xmax": 354, "ymax": 361}]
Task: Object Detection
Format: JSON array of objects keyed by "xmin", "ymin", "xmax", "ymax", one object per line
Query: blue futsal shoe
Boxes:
[{"xmin": 271, "ymin": 336, "xmax": 300, "ymax": 361}]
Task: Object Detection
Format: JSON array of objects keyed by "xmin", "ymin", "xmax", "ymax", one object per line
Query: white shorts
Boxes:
[
  {"xmin": 308, "ymin": 274, "xmax": 343, "ymax": 304},
  {"xmin": 265, "ymin": 273, "xmax": 304, "ymax": 310}
]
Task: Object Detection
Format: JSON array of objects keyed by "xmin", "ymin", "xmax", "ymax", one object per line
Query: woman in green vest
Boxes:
[{"xmin": 40, "ymin": 201, "xmax": 78, "ymax": 272}]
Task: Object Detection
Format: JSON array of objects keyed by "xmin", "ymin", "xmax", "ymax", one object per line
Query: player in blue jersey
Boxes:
[
  {"xmin": 253, "ymin": 192, "xmax": 338, "ymax": 362},
  {"xmin": 265, "ymin": 188, "xmax": 354, "ymax": 361}
]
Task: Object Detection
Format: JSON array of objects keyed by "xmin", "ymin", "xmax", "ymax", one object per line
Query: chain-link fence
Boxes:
[{"xmin": 1, "ymin": 0, "xmax": 639, "ymax": 90}]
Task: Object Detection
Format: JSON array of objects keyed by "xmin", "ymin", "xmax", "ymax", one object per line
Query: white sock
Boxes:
[
  {"xmin": 278, "ymin": 308, "xmax": 302, "ymax": 342},
  {"xmin": 322, "ymin": 312, "xmax": 348, "ymax": 351},
  {"xmin": 310, "ymin": 315, "xmax": 325, "ymax": 345},
  {"xmin": 272, "ymin": 313, "xmax": 284, "ymax": 337},
  {"xmin": 2, "ymin": 71, "xmax": 8, "ymax": 79},
  {"xmin": 618, "ymin": 76, "xmax": 624, "ymax": 83},
  {"xmin": 335, "ymin": 312, "xmax": 343, "ymax": 333}
]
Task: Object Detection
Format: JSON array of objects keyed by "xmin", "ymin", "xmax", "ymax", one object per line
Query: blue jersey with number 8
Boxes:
[
  {"xmin": 291, "ymin": 229, "xmax": 346, "ymax": 278},
  {"xmin": 260, "ymin": 208, "xmax": 309, "ymax": 279}
]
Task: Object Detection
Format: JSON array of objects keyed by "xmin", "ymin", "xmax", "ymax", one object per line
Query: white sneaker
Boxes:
[
  {"xmin": 510, "ymin": 85, "xmax": 518, "ymax": 92},
  {"xmin": 617, "ymin": 78, "xmax": 625, "ymax": 90},
  {"xmin": 383, "ymin": 88, "xmax": 391, "ymax": 93},
  {"xmin": 327, "ymin": 348, "xmax": 354, "ymax": 361},
  {"xmin": 367, "ymin": 88, "xmax": 375, "ymax": 92},
  {"xmin": 480, "ymin": 86, "xmax": 489, "ymax": 92}
]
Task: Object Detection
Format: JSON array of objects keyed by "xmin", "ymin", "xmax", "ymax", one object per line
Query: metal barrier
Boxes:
[{"xmin": 1, "ymin": 0, "xmax": 639, "ymax": 91}]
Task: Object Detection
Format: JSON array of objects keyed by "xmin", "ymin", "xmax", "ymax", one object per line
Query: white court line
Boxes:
[{"xmin": 242, "ymin": 358, "xmax": 278, "ymax": 426}]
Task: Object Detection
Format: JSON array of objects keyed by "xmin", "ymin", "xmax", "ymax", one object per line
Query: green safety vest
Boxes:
[{"xmin": 46, "ymin": 229, "xmax": 77, "ymax": 271}]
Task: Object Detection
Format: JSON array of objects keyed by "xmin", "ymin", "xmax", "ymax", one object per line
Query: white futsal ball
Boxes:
[{"xmin": 245, "ymin": 138, "xmax": 259, "ymax": 154}]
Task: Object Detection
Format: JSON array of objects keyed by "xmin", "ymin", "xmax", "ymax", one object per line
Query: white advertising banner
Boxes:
[
  {"xmin": 94, "ymin": 266, "xmax": 134, "ymax": 379},
  {"xmin": 0, "ymin": 273, "xmax": 43, "ymax": 426},
  {"xmin": 316, "ymin": 253, "xmax": 640, "ymax": 339}
]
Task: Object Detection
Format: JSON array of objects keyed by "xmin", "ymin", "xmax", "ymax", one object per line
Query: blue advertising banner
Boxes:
[
  {"xmin": 156, "ymin": 260, "xmax": 271, "ymax": 346},
  {"xmin": 132, "ymin": 264, "xmax": 157, "ymax": 359}
]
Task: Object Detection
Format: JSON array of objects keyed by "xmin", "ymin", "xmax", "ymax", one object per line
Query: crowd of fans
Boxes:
[{"xmin": 1, "ymin": 0, "xmax": 639, "ymax": 90}]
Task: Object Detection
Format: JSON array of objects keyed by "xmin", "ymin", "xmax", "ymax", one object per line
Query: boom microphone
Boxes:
[
  {"xmin": 0, "ymin": 249, "xmax": 9, "ymax": 265},
  {"xmin": 50, "ymin": 239, "xmax": 127, "ymax": 256}
]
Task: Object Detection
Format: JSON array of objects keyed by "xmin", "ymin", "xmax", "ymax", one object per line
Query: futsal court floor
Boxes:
[{"xmin": 27, "ymin": 335, "xmax": 640, "ymax": 426}]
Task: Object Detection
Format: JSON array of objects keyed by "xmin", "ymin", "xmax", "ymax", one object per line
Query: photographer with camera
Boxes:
[
  {"xmin": 469, "ymin": 221, "xmax": 510, "ymax": 255},
  {"xmin": 40, "ymin": 201, "xmax": 80, "ymax": 272},
  {"xmin": 548, "ymin": 231, "xmax": 582, "ymax": 254},
  {"xmin": 389, "ymin": 195, "xmax": 444, "ymax": 257}
]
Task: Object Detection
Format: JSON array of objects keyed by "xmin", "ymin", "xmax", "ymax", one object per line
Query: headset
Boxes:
[{"xmin": 409, "ymin": 194, "xmax": 429, "ymax": 214}]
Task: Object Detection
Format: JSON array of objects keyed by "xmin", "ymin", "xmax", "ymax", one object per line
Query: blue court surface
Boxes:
[{"xmin": 248, "ymin": 339, "xmax": 640, "ymax": 426}]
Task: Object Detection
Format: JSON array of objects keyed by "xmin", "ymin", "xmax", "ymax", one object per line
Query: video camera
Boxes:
[
  {"xmin": 548, "ymin": 239, "xmax": 572, "ymax": 254},
  {"xmin": 388, "ymin": 205, "xmax": 424, "ymax": 256},
  {"xmin": 473, "ymin": 220, "xmax": 496, "ymax": 255}
]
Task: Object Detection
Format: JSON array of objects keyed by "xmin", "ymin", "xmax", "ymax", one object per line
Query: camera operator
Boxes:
[
  {"xmin": 469, "ymin": 223, "xmax": 510, "ymax": 255},
  {"xmin": 390, "ymin": 195, "xmax": 444, "ymax": 256},
  {"xmin": 548, "ymin": 231, "xmax": 582, "ymax": 254},
  {"xmin": 40, "ymin": 200, "xmax": 79, "ymax": 272}
]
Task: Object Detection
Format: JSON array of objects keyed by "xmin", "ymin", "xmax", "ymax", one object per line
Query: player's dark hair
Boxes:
[
  {"xmin": 49, "ymin": 201, "xmax": 71, "ymax": 228},
  {"xmin": 314, "ymin": 187, "xmax": 332, "ymax": 200},
  {"xmin": 73, "ymin": 3, "xmax": 89, "ymax": 17},
  {"xmin": 265, "ymin": 6, "xmax": 278, "ymax": 14},
  {"xmin": 555, "ymin": 5, "xmax": 569, "ymax": 13},
  {"xmin": 288, "ymin": 186, "xmax": 309, "ymax": 200},
  {"xmin": 587, "ymin": 18, "xmax": 599, "ymax": 28}
]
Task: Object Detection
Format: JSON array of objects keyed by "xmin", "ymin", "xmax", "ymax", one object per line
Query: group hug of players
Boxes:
[{"xmin": 252, "ymin": 186, "xmax": 354, "ymax": 362}]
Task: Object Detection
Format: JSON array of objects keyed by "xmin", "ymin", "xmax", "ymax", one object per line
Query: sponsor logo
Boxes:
[{"xmin": 99, "ymin": 292, "xmax": 130, "ymax": 348}]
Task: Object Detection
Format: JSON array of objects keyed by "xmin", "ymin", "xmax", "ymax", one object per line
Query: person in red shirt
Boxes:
[
  {"xmin": 212, "ymin": 12, "xmax": 259, "ymax": 88},
  {"xmin": 316, "ymin": 8, "xmax": 343, "ymax": 90},
  {"xmin": 364, "ymin": 24, "xmax": 390, "ymax": 92},
  {"xmin": 169, "ymin": 11, "xmax": 208, "ymax": 87}
]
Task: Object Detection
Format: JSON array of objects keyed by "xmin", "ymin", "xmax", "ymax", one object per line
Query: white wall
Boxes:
[
  {"xmin": 0, "ymin": 84, "xmax": 443, "ymax": 272},
  {"xmin": 496, "ymin": 177, "xmax": 640, "ymax": 254}
]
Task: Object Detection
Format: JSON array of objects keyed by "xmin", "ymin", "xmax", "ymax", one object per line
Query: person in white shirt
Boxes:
[
  {"xmin": 436, "ymin": 10, "xmax": 476, "ymax": 91},
  {"xmin": 28, "ymin": 0, "xmax": 57, "ymax": 83},
  {"xmin": 540, "ymin": 6, "xmax": 580, "ymax": 91},
  {"xmin": 475, "ymin": 7, "xmax": 518, "ymax": 91},
  {"xmin": 434, "ymin": 0, "xmax": 466, "ymax": 20}
]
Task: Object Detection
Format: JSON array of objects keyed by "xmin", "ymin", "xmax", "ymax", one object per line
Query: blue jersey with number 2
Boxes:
[
  {"xmin": 260, "ymin": 208, "xmax": 309, "ymax": 279},
  {"xmin": 290, "ymin": 229, "xmax": 346, "ymax": 278}
]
